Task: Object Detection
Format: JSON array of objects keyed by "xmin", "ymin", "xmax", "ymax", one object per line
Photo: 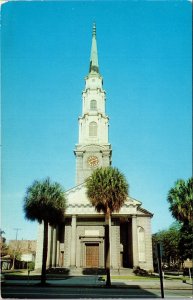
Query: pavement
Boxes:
[{"xmin": 2, "ymin": 275, "xmax": 193, "ymax": 291}]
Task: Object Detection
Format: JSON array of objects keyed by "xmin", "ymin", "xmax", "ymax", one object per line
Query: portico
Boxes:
[{"xmin": 35, "ymin": 184, "xmax": 153, "ymax": 271}]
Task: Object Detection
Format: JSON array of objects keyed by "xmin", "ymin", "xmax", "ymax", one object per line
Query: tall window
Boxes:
[
  {"xmin": 89, "ymin": 122, "xmax": 97, "ymax": 137},
  {"xmin": 138, "ymin": 227, "xmax": 146, "ymax": 262},
  {"xmin": 90, "ymin": 100, "xmax": 97, "ymax": 110}
]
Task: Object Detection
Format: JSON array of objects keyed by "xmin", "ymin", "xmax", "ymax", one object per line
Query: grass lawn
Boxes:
[
  {"xmin": 3, "ymin": 270, "xmax": 191, "ymax": 282},
  {"xmin": 101, "ymin": 275, "xmax": 190, "ymax": 281},
  {"xmin": 100, "ymin": 275, "xmax": 159, "ymax": 281}
]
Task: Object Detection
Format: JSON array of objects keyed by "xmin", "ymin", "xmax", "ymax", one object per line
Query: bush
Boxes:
[
  {"xmin": 133, "ymin": 266, "xmax": 148, "ymax": 276},
  {"xmin": 28, "ymin": 261, "xmax": 35, "ymax": 271},
  {"xmin": 148, "ymin": 269, "xmax": 154, "ymax": 275},
  {"xmin": 183, "ymin": 268, "xmax": 193, "ymax": 276}
]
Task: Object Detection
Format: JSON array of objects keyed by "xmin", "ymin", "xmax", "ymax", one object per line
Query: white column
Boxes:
[
  {"xmin": 70, "ymin": 215, "xmax": 77, "ymax": 267},
  {"xmin": 47, "ymin": 224, "xmax": 52, "ymax": 267},
  {"xmin": 132, "ymin": 215, "xmax": 139, "ymax": 267},
  {"xmin": 56, "ymin": 240, "xmax": 60, "ymax": 266},
  {"xmin": 56, "ymin": 226, "xmax": 60, "ymax": 266},
  {"xmin": 52, "ymin": 227, "xmax": 57, "ymax": 267},
  {"xmin": 109, "ymin": 215, "xmax": 112, "ymax": 268},
  {"xmin": 35, "ymin": 223, "xmax": 43, "ymax": 270}
]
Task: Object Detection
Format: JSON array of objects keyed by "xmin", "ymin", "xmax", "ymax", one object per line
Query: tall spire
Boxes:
[{"xmin": 89, "ymin": 23, "xmax": 99, "ymax": 74}]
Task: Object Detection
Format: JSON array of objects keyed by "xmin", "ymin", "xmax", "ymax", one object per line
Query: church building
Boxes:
[{"xmin": 35, "ymin": 24, "xmax": 153, "ymax": 272}]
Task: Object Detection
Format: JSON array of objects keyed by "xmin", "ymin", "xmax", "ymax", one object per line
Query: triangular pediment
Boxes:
[
  {"xmin": 64, "ymin": 183, "xmax": 153, "ymax": 216},
  {"xmin": 137, "ymin": 206, "xmax": 153, "ymax": 217}
]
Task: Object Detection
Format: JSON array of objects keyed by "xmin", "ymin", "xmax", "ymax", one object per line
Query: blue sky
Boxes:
[{"xmin": 1, "ymin": 1, "xmax": 192, "ymax": 241}]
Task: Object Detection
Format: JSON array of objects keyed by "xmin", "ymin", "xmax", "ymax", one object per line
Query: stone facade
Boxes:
[
  {"xmin": 35, "ymin": 184, "xmax": 153, "ymax": 271},
  {"xmin": 35, "ymin": 24, "xmax": 154, "ymax": 272}
]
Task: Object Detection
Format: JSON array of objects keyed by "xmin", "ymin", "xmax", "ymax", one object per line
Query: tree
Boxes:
[
  {"xmin": 0, "ymin": 229, "xmax": 8, "ymax": 257},
  {"xmin": 152, "ymin": 223, "xmax": 181, "ymax": 270},
  {"xmin": 167, "ymin": 178, "xmax": 193, "ymax": 224},
  {"xmin": 167, "ymin": 178, "xmax": 193, "ymax": 263},
  {"xmin": 86, "ymin": 167, "xmax": 128, "ymax": 287},
  {"xmin": 0, "ymin": 229, "xmax": 6, "ymax": 250},
  {"xmin": 178, "ymin": 222, "xmax": 193, "ymax": 261},
  {"xmin": 152, "ymin": 221, "xmax": 193, "ymax": 270},
  {"xmin": 23, "ymin": 178, "xmax": 66, "ymax": 285},
  {"xmin": 0, "ymin": 229, "xmax": 5, "ymax": 243}
]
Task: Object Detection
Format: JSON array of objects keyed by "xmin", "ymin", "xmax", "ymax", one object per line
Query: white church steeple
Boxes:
[
  {"xmin": 89, "ymin": 23, "xmax": 99, "ymax": 74},
  {"xmin": 74, "ymin": 24, "xmax": 112, "ymax": 185}
]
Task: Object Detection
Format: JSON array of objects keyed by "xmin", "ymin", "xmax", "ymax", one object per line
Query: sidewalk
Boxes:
[
  {"xmin": 112, "ymin": 278, "xmax": 193, "ymax": 290},
  {"xmin": 3, "ymin": 275, "xmax": 193, "ymax": 290}
]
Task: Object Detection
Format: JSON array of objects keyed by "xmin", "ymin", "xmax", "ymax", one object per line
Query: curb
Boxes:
[{"xmin": 2, "ymin": 282, "xmax": 193, "ymax": 290}]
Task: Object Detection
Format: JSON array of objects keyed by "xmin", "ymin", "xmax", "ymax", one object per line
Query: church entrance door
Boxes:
[{"xmin": 86, "ymin": 243, "xmax": 99, "ymax": 268}]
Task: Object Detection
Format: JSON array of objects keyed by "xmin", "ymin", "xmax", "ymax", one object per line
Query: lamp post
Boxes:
[{"xmin": 157, "ymin": 242, "xmax": 164, "ymax": 298}]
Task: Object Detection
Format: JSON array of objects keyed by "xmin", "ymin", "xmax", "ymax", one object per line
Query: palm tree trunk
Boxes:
[
  {"xmin": 41, "ymin": 220, "xmax": 48, "ymax": 285},
  {"xmin": 105, "ymin": 212, "xmax": 111, "ymax": 287}
]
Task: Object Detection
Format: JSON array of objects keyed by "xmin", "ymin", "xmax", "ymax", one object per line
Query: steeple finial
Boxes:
[{"xmin": 89, "ymin": 23, "xmax": 99, "ymax": 74}]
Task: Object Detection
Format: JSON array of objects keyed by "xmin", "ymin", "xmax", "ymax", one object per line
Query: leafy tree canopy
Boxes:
[
  {"xmin": 0, "ymin": 229, "xmax": 6, "ymax": 243},
  {"xmin": 178, "ymin": 222, "xmax": 193, "ymax": 260},
  {"xmin": 152, "ymin": 222, "xmax": 181, "ymax": 266},
  {"xmin": 153, "ymin": 221, "xmax": 193, "ymax": 266},
  {"xmin": 0, "ymin": 229, "xmax": 8, "ymax": 256}
]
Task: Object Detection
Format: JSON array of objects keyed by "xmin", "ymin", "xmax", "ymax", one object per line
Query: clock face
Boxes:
[{"xmin": 87, "ymin": 156, "xmax": 99, "ymax": 167}]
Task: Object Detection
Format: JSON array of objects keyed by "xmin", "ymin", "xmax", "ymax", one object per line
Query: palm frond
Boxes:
[
  {"xmin": 23, "ymin": 177, "xmax": 66, "ymax": 225},
  {"xmin": 86, "ymin": 166, "xmax": 129, "ymax": 214}
]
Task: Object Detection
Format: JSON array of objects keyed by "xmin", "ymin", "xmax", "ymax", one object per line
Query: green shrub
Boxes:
[
  {"xmin": 28, "ymin": 261, "xmax": 35, "ymax": 271},
  {"xmin": 133, "ymin": 266, "xmax": 148, "ymax": 276}
]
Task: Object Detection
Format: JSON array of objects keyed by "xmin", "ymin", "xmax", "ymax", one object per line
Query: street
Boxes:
[
  {"xmin": 1, "ymin": 279, "xmax": 193, "ymax": 299},
  {"xmin": 1, "ymin": 274, "xmax": 193, "ymax": 299}
]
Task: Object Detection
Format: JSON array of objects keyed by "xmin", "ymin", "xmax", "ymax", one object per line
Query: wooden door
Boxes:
[{"xmin": 86, "ymin": 243, "xmax": 99, "ymax": 268}]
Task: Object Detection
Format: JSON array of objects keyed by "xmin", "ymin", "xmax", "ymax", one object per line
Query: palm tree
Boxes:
[
  {"xmin": 23, "ymin": 177, "xmax": 66, "ymax": 285},
  {"xmin": 86, "ymin": 166, "xmax": 128, "ymax": 287},
  {"xmin": 167, "ymin": 178, "xmax": 193, "ymax": 224}
]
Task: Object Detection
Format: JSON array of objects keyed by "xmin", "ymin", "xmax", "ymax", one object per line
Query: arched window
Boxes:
[
  {"xmin": 90, "ymin": 100, "xmax": 97, "ymax": 110},
  {"xmin": 138, "ymin": 227, "xmax": 146, "ymax": 262},
  {"xmin": 89, "ymin": 122, "xmax": 97, "ymax": 137}
]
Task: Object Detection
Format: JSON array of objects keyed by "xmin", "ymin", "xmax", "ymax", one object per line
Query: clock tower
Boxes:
[{"xmin": 74, "ymin": 24, "xmax": 112, "ymax": 185}]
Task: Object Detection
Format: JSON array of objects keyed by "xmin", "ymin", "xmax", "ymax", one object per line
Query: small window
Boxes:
[
  {"xmin": 89, "ymin": 122, "xmax": 97, "ymax": 137},
  {"xmin": 90, "ymin": 100, "xmax": 97, "ymax": 110}
]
